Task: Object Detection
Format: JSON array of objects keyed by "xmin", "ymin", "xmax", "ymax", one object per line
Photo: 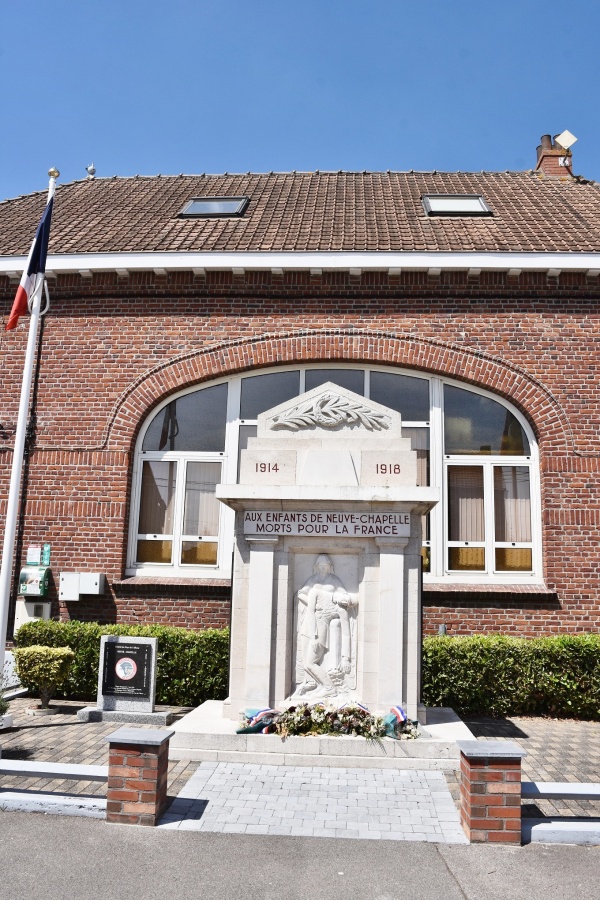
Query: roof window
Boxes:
[
  {"xmin": 422, "ymin": 194, "xmax": 492, "ymax": 217},
  {"xmin": 179, "ymin": 197, "xmax": 249, "ymax": 218}
]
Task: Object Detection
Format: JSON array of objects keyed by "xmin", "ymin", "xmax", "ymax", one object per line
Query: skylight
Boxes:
[
  {"xmin": 179, "ymin": 197, "xmax": 249, "ymax": 218},
  {"xmin": 422, "ymin": 195, "xmax": 492, "ymax": 217}
]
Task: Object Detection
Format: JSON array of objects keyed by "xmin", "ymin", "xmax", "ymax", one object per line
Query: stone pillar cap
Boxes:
[
  {"xmin": 457, "ymin": 740, "xmax": 527, "ymax": 759},
  {"xmin": 105, "ymin": 727, "xmax": 174, "ymax": 746}
]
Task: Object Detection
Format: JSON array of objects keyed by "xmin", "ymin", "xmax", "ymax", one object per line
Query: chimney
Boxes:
[{"xmin": 535, "ymin": 133, "xmax": 574, "ymax": 177}]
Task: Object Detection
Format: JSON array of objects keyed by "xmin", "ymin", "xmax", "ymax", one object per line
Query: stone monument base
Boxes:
[
  {"xmin": 77, "ymin": 707, "xmax": 175, "ymax": 725},
  {"xmin": 167, "ymin": 700, "xmax": 474, "ymax": 769}
]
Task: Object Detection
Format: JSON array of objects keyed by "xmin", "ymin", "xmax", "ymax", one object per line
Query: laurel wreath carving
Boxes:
[{"xmin": 270, "ymin": 394, "xmax": 391, "ymax": 431}]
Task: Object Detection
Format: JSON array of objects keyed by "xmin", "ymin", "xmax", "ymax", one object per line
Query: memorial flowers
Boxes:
[
  {"xmin": 238, "ymin": 701, "xmax": 419, "ymax": 739},
  {"xmin": 274, "ymin": 701, "xmax": 387, "ymax": 739}
]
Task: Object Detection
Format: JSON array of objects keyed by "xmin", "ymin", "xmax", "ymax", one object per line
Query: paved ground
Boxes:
[
  {"xmin": 2, "ymin": 696, "xmax": 600, "ymax": 833},
  {"xmin": 0, "ymin": 697, "xmax": 198, "ymax": 802},
  {"xmin": 160, "ymin": 761, "xmax": 467, "ymax": 841},
  {"xmin": 458, "ymin": 715, "xmax": 600, "ymax": 819}
]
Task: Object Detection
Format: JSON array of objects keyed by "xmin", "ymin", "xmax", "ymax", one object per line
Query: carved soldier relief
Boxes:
[{"xmin": 292, "ymin": 554, "xmax": 358, "ymax": 701}]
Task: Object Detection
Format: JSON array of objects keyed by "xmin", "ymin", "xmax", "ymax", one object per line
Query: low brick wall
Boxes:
[
  {"xmin": 458, "ymin": 740, "xmax": 526, "ymax": 843},
  {"xmin": 105, "ymin": 728, "xmax": 174, "ymax": 826}
]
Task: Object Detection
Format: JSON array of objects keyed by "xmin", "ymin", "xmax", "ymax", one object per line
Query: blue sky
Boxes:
[{"xmin": 1, "ymin": 1, "xmax": 599, "ymax": 200}]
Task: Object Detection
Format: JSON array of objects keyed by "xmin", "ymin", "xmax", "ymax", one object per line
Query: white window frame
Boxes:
[
  {"xmin": 126, "ymin": 378, "xmax": 238, "ymax": 579},
  {"xmin": 126, "ymin": 365, "xmax": 542, "ymax": 585}
]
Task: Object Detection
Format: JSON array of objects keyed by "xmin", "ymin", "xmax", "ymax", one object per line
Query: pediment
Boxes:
[{"xmin": 258, "ymin": 381, "xmax": 403, "ymax": 439}]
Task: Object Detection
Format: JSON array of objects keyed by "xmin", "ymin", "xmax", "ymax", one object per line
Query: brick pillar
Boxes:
[
  {"xmin": 457, "ymin": 740, "xmax": 526, "ymax": 844},
  {"xmin": 104, "ymin": 728, "xmax": 174, "ymax": 826}
]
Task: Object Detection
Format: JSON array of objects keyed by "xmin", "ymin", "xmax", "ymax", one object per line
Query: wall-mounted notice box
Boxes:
[
  {"xmin": 59, "ymin": 573, "xmax": 80, "ymax": 602},
  {"xmin": 59, "ymin": 572, "xmax": 106, "ymax": 601},
  {"xmin": 79, "ymin": 573, "xmax": 105, "ymax": 595}
]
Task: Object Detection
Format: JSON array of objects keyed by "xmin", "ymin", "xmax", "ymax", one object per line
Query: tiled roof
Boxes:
[{"xmin": 1, "ymin": 171, "xmax": 600, "ymax": 255}]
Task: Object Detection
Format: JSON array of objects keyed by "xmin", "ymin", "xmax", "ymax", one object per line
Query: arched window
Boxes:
[{"xmin": 127, "ymin": 366, "xmax": 541, "ymax": 584}]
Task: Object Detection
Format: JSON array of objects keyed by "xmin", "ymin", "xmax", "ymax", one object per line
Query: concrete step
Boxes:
[
  {"xmin": 522, "ymin": 781, "xmax": 600, "ymax": 801},
  {"xmin": 168, "ymin": 701, "xmax": 474, "ymax": 769},
  {"xmin": 523, "ymin": 818, "xmax": 600, "ymax": 846}
]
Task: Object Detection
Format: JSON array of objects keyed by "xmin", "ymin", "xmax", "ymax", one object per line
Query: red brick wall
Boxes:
[{"xmin": 2, "ymin": 269, "xmax": 600, "ymax": 635}]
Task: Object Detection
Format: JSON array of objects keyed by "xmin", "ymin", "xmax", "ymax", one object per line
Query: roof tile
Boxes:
[{"xmin": 1, "ymin": 171, "xmax": 600, "ymax": 255}]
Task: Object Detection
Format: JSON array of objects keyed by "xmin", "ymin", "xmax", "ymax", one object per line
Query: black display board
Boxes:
[{"xmin": 101, "ymin": 641, "xmax": 153, "ymax": 700}]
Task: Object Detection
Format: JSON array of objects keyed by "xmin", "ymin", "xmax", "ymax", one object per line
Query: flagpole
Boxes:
[{"xmin": 0, "ymin": 168, "xmax": 59, "ymax": 678}]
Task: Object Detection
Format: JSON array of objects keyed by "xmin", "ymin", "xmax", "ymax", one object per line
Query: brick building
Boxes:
[{"xmin": 1, "ymin": 135, "xmax": 599, "ymax": 637}]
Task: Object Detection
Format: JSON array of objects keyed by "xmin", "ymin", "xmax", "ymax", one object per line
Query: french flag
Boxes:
[
  {"xmin": 5, "ymin": 197, "xmax": 54, "ymax": 331},
  {"xmin": 390, "ymin": 705, "xmax": 407, "ymax": 723}
]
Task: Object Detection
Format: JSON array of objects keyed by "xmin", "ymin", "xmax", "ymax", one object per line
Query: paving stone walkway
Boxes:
[
  {"xmin": 0, "ymin": 697, "xmax": 197, "ymax": 801},
  {"xmin": 159, "ymin": 761, "xmax": 468, "ymax": 842},
  {"xmin": 2, "ymin": 697, "xmax": 600, "ymax": 836},
  {"xmin": 446, "ymin": 716, "xmax": 600, "ymax": 820}
]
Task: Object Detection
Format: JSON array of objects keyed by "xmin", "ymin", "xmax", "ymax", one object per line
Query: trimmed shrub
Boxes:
[
  {"xmin": 14, "ymin": 645, "xmax": 75, "ymax": 707},
  {"xmin": 14, "ymin": 621, "xmax": 229, "ymax": 707},
  {"xmin": 422, "ymin": 634, "xmax": 600, "ymax": 719}
]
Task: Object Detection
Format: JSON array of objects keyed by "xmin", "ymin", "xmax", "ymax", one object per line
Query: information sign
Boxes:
[
  {"xmin": 101, "ymin": 640, "xmax": 153, "ymax": 701},
  {"xmin": 243, "ymin": 509, "xmax": 411, "ymax": 537}
]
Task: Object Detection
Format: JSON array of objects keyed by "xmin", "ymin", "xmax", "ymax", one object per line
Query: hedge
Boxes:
[
  {"xmin": 14, "ymin": 623, "xmax": 600, "ymax": 718},
  {"xmin": 14, "ymin": 620, "xmax": 229, "ymax": 707},
  {"xmin": 422, "ymin": 634, "xmax": 600, "ymax": 719}
]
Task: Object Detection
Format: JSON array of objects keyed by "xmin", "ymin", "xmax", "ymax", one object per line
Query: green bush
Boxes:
[
  {"xmin": 17, "ymin": 623, "xmax": 599, "ymax": 718},
  {"xmin": 422, "ymin": 634, "xmax": 600, "ymax": 719},
  {"xmin": 14, "ymin": 645, "xmax": 75, "ymax": 708},
  {"xmin": 14, "ymin": 621, "xmax": 229, "ymax": 707}
]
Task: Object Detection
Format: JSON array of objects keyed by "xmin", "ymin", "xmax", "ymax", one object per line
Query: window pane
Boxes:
[
  {"xmin": 181, "ymin": 197, "xmax": 248, "ymax": 217},
  {"xmin": 403, "ymin": 427, "xmax": 430, "ymax": 545},
  {"xmin": 448, "ymin": 466, "xmax": 484, "ymax": 541},
  {"xmin": 138, "ymin": 461, "xmax": 176, "ymax": 534},
  {"xmin": 422, "ymin": 195, "xmax": 491, "ymax": 216},
  {"xmin": 305, "ymin": 369, "xmax": 364, "ymax": 395},
  {"xmin": 421, "ymin": 546, "xmax": 431, "ymax": 573},
  {"xmin": 142, "ymin": 384, "xmax": 228, "ymax": 452},
  {"xmin": 240, "ymin": 371, "xmax": 300, "ymax": 419},
  {"xmin": 238, "ymin": 424, "xmax": 257, "ymax": 478},
  {"xmin": 494, "ymin": 467, "xmax": 532, "ymax": 542},
  {"xmin": 449, "ymin": 547, "xmax": 485, "ymax": 570},
  {"xmin": 182, "ymin": 462, "xmax": 221, "ymax": 535},
  {"xmin": 444, "ymin": 386, "xmax": 529, "ymax": 455},
  {"xmin": 181, "ymin": 541, "xmax": 218, "ymax": 565},
  {"xmin": 136, "ymin": 540, "xmax": 172, "ymax": 564},
  {"xmin": 371, "ymin": 372, "xmax": 430, "ymax": 421},
  {"xmin": 495, "ymin": 548, "xmax": 532, "ymax": 572},
  {"xmin": 402, "ymin": 428, "xmax": 430, "ymax": 486}
]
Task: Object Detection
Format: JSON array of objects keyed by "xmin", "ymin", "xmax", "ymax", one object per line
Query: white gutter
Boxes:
[{"xmin": 1, "ymin": 250, "xmax": 600, "ymax": 275}]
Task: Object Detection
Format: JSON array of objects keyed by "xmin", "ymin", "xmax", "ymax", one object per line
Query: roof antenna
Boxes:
[
  {"xmin": 85, "ymin": 162, "xmax": 96, "ymax": 180},
  {"xmin": 554, "ymin": 130, "xmax": 577, "ymax": 169}
]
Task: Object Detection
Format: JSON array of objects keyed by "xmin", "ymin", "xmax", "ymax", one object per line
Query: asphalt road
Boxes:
[{"xmin": 0, "ymin": 811, "xmax": 598, "ymax": 900}]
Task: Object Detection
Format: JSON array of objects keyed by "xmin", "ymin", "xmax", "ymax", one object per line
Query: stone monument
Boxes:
[
  {"xmin": 77, "ymin": 635, "xmax": 173, "ymax": 724},
  {"xmin": 217, "ymin": 382, "xmax": 438, "ymax": 721}
]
